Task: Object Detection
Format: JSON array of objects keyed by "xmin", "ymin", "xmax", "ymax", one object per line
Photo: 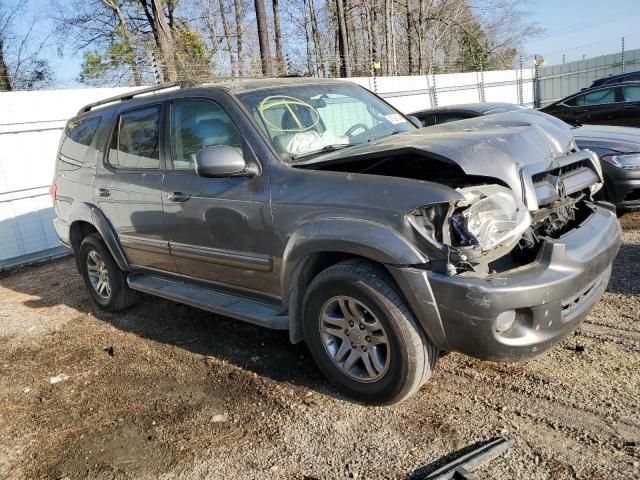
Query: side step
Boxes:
[{"xmin": 127, "ymin": 273, "xmax": 289, "ymax": 330}]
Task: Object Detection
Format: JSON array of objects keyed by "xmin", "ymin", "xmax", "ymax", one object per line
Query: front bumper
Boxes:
[
  {"xmin": 391, "ymin": 203, "xmax": 621, "ymax": 362},
  {"xmin": 602, "ymin": 163, "xmax": 640, "ymax": 211}
]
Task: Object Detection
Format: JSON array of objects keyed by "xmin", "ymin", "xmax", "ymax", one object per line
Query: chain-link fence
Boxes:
[{"xmin": 535, "ymin": 47, "xmax": 640, "ymax": 107}]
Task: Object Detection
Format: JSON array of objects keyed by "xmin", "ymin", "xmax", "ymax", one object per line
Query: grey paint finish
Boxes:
[{"xmin": 51, "ymin": 78, "xmax": 621, "ymax": 363}]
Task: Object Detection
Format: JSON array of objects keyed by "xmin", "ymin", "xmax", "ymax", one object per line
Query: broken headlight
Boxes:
[{"xmin": 452, "ymin": 185, "xmax": 531, "ymax": 253}]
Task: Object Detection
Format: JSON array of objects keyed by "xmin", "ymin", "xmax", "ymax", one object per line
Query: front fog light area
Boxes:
[{"xmin": 495, "ymin": 310, "xmax": 516, "ymax": 333}]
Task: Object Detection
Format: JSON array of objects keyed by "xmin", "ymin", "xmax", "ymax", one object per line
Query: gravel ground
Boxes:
[{"xmin": 0, "ymin": 213, "xmax": 638, "ymax": 480}]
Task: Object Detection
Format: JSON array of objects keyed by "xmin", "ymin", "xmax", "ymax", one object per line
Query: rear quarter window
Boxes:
[{"xmin": 58, "ymin": 116, "xmax": 102, "ymax": 170}]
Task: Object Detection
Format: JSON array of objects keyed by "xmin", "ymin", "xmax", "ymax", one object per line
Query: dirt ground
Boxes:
[{"xmin": 0, "ymin": 214, "xmax": 639, "ymax": 480}]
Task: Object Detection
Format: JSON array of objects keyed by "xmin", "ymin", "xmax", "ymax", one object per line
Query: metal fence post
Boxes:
[
  {"xmin": 518, "ymin": 56, "xmax": 524, "ymax": 106},
  {"xmin": 622, "ymin": 37, "xmax": 626, "ymax": 73}
]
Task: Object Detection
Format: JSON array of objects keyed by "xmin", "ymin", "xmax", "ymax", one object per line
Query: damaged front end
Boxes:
[{"xmin": 408, "ymin": 151, "xmax": 605, "ymax": 277}]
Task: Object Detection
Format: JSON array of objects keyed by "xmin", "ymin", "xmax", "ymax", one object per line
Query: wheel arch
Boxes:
[
  {"xmin": 281, "ymin": 219, "xmax": 428, "ymax": 344},
  {"xmin": 67, "ymin": 202, "xmax": 130, "ymax": 272}
]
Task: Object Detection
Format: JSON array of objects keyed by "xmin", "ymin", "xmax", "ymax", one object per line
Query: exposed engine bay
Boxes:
[{"xmin": 300, "ymin": 149, "xmax": 603, "ymax": 277}]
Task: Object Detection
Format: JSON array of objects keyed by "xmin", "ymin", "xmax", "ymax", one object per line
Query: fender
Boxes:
[
  {"xmin": 281, "ymin": 218, "xmax": 427, "ymax": 296},
  {"xmin": 281, "ymin": 218, "xmax": 431, "ymax": 343},
  {"xmin": 67, "ymin": 202, "xmax": 130, "ymax": 272}
]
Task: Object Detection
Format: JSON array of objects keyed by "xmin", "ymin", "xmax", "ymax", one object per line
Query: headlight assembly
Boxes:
[
  {"xmin": 602, "ymin": 153, "xmax": 640, "ymax": 169},
  {"xmin": 452, "ymin": 185, "xmax": 531, "ymax": 255}
]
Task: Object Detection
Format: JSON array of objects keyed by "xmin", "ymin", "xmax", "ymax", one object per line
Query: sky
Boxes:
[
  {"xmin": 523, "ymin": 0, "xmax": 640, "ymax": 65},
  {"xmin": 7, "ymin": 0, "xmax": 640, "ymax": 88}
]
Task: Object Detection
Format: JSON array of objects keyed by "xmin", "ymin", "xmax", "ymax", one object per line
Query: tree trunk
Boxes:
[
  {"xmin": 272, "ymin": 0, "xmax": 284, "ymax": 74},
  {"xmin": 254, "ymin": 0, "xmax": 273, "ymax": 76},
  {"xmin": 218, "ymin": 0, "xmax": 237, "ymax": 76},
  {"xmin": 406, "ymin": 0, "xmax": 415, "ymax": 75},
  {"xmin": 309, "ymin": 0, "xmax": 324, "ymax": 76},
  {"xmin": 140, "ymin": 0, "xmax": 177, "ymax": 81},
  {"xmin": 0, "ymin": 40, "xmax": 12, "ymax": 91},
  {"xmin": 233, "ymin": 0, "xmax": 244, "ymax": 76},
  {"xmin": 384, "ymin": 0, "xmax": 393, "ymax": 75},
  {"xmin": 335, "ymin": 0, "xmax": 351, "ymax": 77}
]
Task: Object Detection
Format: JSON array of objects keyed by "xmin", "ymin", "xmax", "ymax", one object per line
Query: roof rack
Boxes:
[{"xmin": 77, "ymin": 80, "xmax": 196, "ymax": 114}]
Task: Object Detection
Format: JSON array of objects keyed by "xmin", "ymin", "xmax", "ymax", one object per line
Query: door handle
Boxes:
[
  {"xmin": 97, "ymin": 188, "xmax": 111, "ymax": 197},
  {"xmin": 623, "ymin": 105, "xmax": 635, "ymax": 110},
  {"xmin": 167, "ymin": 192, "xmax": 191, "ymax": 202}
]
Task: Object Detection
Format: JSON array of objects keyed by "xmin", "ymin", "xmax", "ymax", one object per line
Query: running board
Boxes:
[{"xmin": 127, "ymin": 273, "xmax": 288, "ymax": 330}]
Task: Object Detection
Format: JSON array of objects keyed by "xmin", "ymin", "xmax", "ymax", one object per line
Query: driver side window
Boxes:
[{"xmin": 170, "ymin": 100, "xmax": 242, "ymax": 170}]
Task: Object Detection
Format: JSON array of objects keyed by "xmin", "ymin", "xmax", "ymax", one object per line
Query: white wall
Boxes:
[
  {"xmin": 0, "ymin": 87, "xmax": 138, "ymax": 268},
  {"xmin": 0, "ymin": 70, "xmax": 533, "ymax": 269}
]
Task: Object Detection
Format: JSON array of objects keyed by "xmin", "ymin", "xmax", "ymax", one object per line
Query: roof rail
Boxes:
[{"xmin": 77, "ymin": 80, "xmax": 197, "ymax": 114}]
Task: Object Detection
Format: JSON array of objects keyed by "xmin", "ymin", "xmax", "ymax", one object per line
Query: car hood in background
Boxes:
[{"xmin": 573, "ymin": 124, "xmax": 640, "ymax": 153}]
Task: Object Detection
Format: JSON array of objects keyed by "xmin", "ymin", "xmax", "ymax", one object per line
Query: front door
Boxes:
[
  {"xmin": 572, "ymin": 87, "xmax": 618, "ymax": 125},
  {"xmin": 162, "ymin": 97, "xmax": 277, "ymax": 298},
  {"xmin": 95, "ymin": 104, "xmax": 176, "ymax": 272}
]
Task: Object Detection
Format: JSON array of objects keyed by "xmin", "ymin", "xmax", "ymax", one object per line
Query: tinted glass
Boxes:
[
  {"xmin": 59, "ymin": 116, "xmax": 102, "ymax": 167},
  {"xmin": 622, "ymin": 85, "xmax": 640, "ymax": 102},
  {"xmin": 437, "ymin": 112, "xmax": 477, "ymax": 124},
  {"xmin": 574, "ymin": 88, "xmax": 616, "ymax": 106},
  {"xmin": 108, "ymin": 105, "xmax": 161, "ymax": 169},
  {"xmin": 170, "ymin": 100, "xmax": 242, "ymax": 170}
]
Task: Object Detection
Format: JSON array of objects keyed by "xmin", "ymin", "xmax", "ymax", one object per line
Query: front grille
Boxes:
[
  {"xmin": 532, "ymin": 159, "xmax": 598, "ymax": 207},
  {"xmin": 532, "ymin": 160, "xmax": 587, "ymax": 185}
]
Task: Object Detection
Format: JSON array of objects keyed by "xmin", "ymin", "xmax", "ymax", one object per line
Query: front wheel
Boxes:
[{"xmin": 302, "ymin": 260, "xmax": 438, "ymax": 405}]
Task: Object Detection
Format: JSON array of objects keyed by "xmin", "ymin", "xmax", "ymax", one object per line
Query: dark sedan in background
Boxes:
[
  {"xmin": 590, "ymin": 70, "xmax": 640, "ymax": 88},
  {"xmin": 540, "ymin": 81, "xmax": 640, "ymax": 128},
  {"xmin": 410, "ymin": 102, "xmax": 640, "ymax": 213}
]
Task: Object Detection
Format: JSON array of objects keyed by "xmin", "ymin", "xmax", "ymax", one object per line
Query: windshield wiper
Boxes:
[
  {"xmin": 289, "ymin": 143, "xmax": 353, "ymax": 162},
  {"xmin": 367, "ymin": 129, "xmax": 404, "ymax": 144}
]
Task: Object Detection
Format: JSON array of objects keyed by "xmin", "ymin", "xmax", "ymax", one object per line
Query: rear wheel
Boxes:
[
  {"xmin": 79, "ymin": 234, "xmax": 139, "ymax": 312},
  {"xmin": 302, "ymin": 260, "xmax": 438, "ymax": 404}
]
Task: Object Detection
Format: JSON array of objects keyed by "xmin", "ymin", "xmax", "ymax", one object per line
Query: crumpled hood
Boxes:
[{"xmin": 300, "ymin": 110, "xmax": 578, "ymax": 196}]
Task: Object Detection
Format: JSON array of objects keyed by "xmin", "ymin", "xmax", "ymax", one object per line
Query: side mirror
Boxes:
[
  {"xmin": 195, "ymin": 145, "xmax": 258, "ymax": 178},
  {"xmin": 407, "ymin": 115, "xmax": 423, "ymax": 128}
]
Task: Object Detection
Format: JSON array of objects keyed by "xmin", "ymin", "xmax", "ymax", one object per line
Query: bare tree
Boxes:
[
  {"xmin": 254, "ymin": 0, "xmax": 273, "ymax": 76},
  {"xmin": 233, "ymin": 0, "xmax": 244, "ymax": 75},
  {"xmin": 139, "ymin": 0, "xmax": 177, "ymax": 81},
  {"xmin": 216, "ymin": 0, "xmax": 237, "ymax": 75},
  {"xmin": 272, "ymin": 0, "xmax": 285, "ymax": 73},
  {"xmin": 335, "ymin": 0, "xmax": 351, "ymax": 77},
  {"xmin": 1, "ymin": 0, "xmax": 53, "ymax": 90}
]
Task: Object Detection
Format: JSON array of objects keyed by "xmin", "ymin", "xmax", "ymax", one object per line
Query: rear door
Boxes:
[
  {"xmin": 617, "ymin": 85, "xmax": 640, "ymax": 127},
  {"xmin": 161, "ymin": 96, "xmax": 277, "ymax": 297},
  {"xmin": 95, "ymin": 103, "xmax": 176, "ymax": 272}
]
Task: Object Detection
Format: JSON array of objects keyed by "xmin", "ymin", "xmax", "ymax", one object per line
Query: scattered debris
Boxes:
[
  {"xmin": 413, "ymin": 437, "xmax": 515, "ymax": 480},
  {"xmin": 49, "ymin": 373, "xmax": 69, "ymax": 384},
  {"xmin": 22, "ymin": 387, "xmax": 30, "ymax": 394},
  {"xmin": 103, "ymin": 345, "xmax": 117, "ymax": 357},
  {"xmin": 212, "ymin": 414, "xmax": 229, "ymax": 422},
  {"xmin": 566, "ymin": 344, "xmax": 586, "ymax": 354}
]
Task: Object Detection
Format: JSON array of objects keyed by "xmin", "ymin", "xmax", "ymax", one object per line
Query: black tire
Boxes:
[
  {"xmin": 78, "ymin": 233, "xmax": 139, "ymax": 312},
  {"xmin": 302, "ymin": 260, "xmax": 438, "ymax": 405}
]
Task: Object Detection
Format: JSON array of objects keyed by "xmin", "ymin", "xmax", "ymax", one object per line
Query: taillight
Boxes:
[{"xmin": 49, "ymin": 184, "xmax": 57, "ymax": 203}]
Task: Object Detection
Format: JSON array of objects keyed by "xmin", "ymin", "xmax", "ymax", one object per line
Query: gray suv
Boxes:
[{"xmin": 52, "ymin": 79, "xmax": 621, "ymax": 404}]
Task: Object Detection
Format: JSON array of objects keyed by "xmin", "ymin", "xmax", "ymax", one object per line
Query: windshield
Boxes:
[{"xmin": 238, "ymin": 83, "xmax": 415, "ymax": 161}]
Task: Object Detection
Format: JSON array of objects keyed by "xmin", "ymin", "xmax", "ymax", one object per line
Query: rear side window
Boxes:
[
  {"xmin": 58, "ymin": 116, "xmax": 102, "ymax": 167},
  {"xmin": 108, "ymin": 105, "xmax": 161, "ymax": 169},
  {"xmin": 574, "ymin": 88, "xmax": 616, "ymax": 106},
  {"xmin": 622, "ymin": 86, "xmax": 640, "ymax": 102}
]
